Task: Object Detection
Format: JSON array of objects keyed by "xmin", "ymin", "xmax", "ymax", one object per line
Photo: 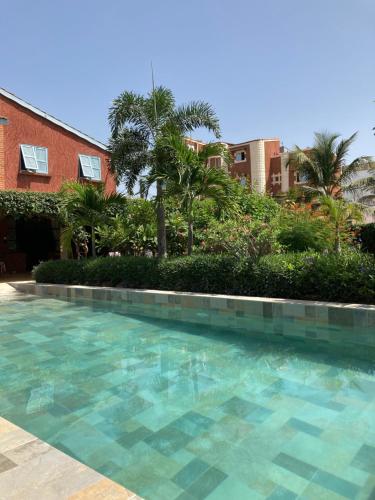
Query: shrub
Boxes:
[
  {"xmin": 33, "ymin": 259, "xmax": 86, "ymax": 284},
  {"xmin": 277, "ymin": 212, "xmax": 334, "ymax": 252},
  {"xmin": 360, "ymin": 223, "xmax": 375, "ymax": 254},
  {"xmin": 199, "ymin": 216, "xmax": 282, "ymax": 258},
  {"xmin": 158, "ymin": 255, "xmax": 249, "ymax": 294},
  {"xmin": 34, "ymin": 252, "xmax": 375, "ymax": 304},
  {"xmin": 254, "ymin": 251, "xmax": 375, "ymax": 303}
]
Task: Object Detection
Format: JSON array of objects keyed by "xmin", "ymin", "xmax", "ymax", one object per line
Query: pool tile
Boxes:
[
  {"xmin": 286, "ymin": 417, "xmax": 322, "ymax": 437},
  {"xmin": 185, "ymin": 466, "xmax": 227, "ymax": 499},
  {"xmin": 171, "ymin": 411, "xmax": 215, "ymax": 437},
  {"xmin": 220, "ymin": 396, "xmax": 257, "ymax": 418},
  {"xmin": 267, "ymin": 485, "xmax": 298, "ymax": 499},
  {"xmin": 273, "ymin": 453, "xmax": 317, "ymax": 480},
  {"xmin": 1, "ymin": 293, "xmax": 375, "ymax": 500},
  {"xmin": 312, "ymin": 469, "xmax": 360, "ymax": 499},
  {"xmin": 351, "ymin": 444, "xmax": 375, "ymax": 474},
  {"xmin": 117, "ymin": 426, "xmax": 153, "ymax": 448},
  {"xmin": 172, "ymin": 457, "xmax": 210, "ymax": 489},
  {"xmin": 144, "ymin": 425, "xmax": 192, "ymax": 456}
]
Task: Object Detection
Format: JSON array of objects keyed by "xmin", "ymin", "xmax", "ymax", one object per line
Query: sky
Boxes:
[{"xmin": 1, "ymin": 0, "xmax": 374, "ymax": 162}]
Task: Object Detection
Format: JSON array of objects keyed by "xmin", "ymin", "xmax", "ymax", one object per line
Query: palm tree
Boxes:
[
  {"xmin": 148, "ymin": 135, "xmax": 236, "ymax": 255},
  {"xmin": 60, "ymin": 182, "xmax": 125, "ymax": 257},
  {"xmin": 319, "ymin": 196, "xmax": 363, "ymax": 253},
  {"xmin": 289, "ymin": 132, "xmax": 371, "ymax": 198},
  {"xmin": 108, "ymin": 86, "xmax": 220, "ymax": 257}
]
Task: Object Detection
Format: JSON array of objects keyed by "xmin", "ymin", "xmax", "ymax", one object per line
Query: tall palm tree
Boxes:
[
  {"xmin": 289, "ymin": 132, "xmax": 371, "ymax": 198},
  {"xmin": 108, "ymin": 86, "xmax": 220, "ymax": 257},
  {"xmin": 60, "ymin": 182, "xmax": 125, "ymax": 257},
  {"xmin": 319, "ymin": 196, "xmax": 363, "ymax": 253},
  {"xmin": 148, "ymin": 135, "xmax": 236, "ymax": 255}
]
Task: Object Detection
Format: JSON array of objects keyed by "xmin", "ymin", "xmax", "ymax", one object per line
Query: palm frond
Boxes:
[{"xmin": 173, "ymin": 101, "xmax": 221, "ymax": 138}]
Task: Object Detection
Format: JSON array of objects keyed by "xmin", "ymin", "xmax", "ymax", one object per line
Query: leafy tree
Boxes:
[
  {"xmin": 60, "ymin": 182, "xmax": 125, "ymax": 257},
  {"xmin": 147, "ymin": 135, "xmax": 236, "ymax": 255},
  {"xmin": 319, "ymin": 196, "xmax": 363, "ymax": 253},
  {"xmin": 289, "ymin": 131, "xmax": 371, "ymax": 197},
  {"xmin": 108, "ymin": 86, "xmax": 220, "ymax": 257}
]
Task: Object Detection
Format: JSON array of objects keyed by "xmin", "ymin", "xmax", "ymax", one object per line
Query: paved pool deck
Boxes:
[{"xmin": 0, "ymin": 417, "xmax": 140, "ymax": 499}]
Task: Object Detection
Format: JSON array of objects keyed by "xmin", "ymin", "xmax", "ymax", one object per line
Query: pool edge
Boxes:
[{"xmin": 0, "ymin": 416, "xmax": 142, "ymax": 499}]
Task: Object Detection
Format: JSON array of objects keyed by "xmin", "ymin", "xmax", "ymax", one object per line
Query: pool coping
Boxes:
[
  {"xmin": 8, "ymin": 281, "xmax": 375, "ymax": 311},
  {"xmin": 0, "ymin": 416, "xmax": 141, "ymax": 499}
]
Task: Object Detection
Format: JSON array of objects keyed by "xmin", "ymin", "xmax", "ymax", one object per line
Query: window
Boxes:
[
  {"xmin": 20, "ymin": 145, "xmax": 48, "ymax": 173},
  {"xmin": 272, "ymin": 173, "xmax": 281, "ymax": 185},
  {"xmin": 235, "ymin": 151, "xmax": 246, "ymax": 162},
  {"xmin": 187, "ymin": 143, "xmax": 195, "ymax": 151},
  {"xmin": 294, "ymin": 171, "xmax": 306, "ymax": 184},
  {"xmin": 79, "ymin": 154, "xmax": 101, "ymax": 180},
  {"xmin": 210, "ymin": 156, "xmax": 222, "ymax": 168}
]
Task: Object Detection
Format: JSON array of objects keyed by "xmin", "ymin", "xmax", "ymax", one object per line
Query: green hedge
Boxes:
[
  {"xmin": 33, "ymin": 252, "xmax": 375, "ymax": 304},
  {"xmin": 0, "ymin": 190, "xmax": 61, "ymax": 218}
]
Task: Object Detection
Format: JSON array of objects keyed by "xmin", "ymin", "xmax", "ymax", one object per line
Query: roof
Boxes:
[{"xmin": 0, "ymin": 88, "xmax": 108, "ymax": 151}]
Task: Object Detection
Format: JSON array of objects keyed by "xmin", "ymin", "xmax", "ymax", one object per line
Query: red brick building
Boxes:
[
  {"xmin": 186, "ymin": 137, "xmax": 302, "ymax": 195},
  {"xmin": 0, "ymin": 88, "xmax": 116, "ymax": 273}
]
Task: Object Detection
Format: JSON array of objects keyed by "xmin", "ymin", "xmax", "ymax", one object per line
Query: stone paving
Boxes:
[{"xmin": 0, "ymin": 416, "xmax": 140, "ymax": 499}]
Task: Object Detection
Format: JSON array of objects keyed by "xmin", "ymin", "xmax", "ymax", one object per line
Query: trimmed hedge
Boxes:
[
  {"xmin": 0, "ymin": 190, "xmax": 61, "ymax": 219},
  {"xmin": 33, "ymin": 252, "xmax": 375, "ymax": 304}
]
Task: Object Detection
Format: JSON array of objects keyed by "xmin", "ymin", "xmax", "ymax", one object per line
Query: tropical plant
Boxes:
[
  {"xmin": 319, "ymin": 196, "xmax": 363, "ymax": 253},
  {"xmin": 97, "ymin": 215, "xmax": 157, "ymax": 256},
  {"xmin": 108, "ymin": 86, "xmax": 220, "ymax": 257},
  {"xmin": 289, "ymin": 132, "xmax": 371, "ymax": 198},
  {"xmin": 60, "ymin": 182, "xmax": 125, "ymax": 257},
  {"xmin": 277, "ymin": 210, "xmax": 334, "ymax": 252},
  {"xmin": 147, "ymin": 135, "xmax": 236, "ymax": 254},
  {"xmin": 233, "ymin": 184, "xmax": 281, "ymax": 221},
  {"xmin": 200, "ymin": 216, "xmax": 282, "ymax": 258}
]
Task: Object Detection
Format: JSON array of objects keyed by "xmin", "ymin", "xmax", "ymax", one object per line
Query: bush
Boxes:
[
  {"xmin": 254, "ymin": 251, "xmax": 375, "ymax": 303},
  {"xmin": 360, "ymin": 223, "xmax": 375, "ymax": 254},
  {"xmin": 277, "ymin": 212, "xmax": 334, "ymax": 252},
  {"xmin": 199, "ymin": 216, "xmax": 282, "ymax": 258},
  {"xmin": 34, "ymin": 252, "xmax": 375, "ymax": 304},
  {"xmin": 33, "ymin": 259, "xmax": 86, "ymax": 284},
  {"xmin": 158, "ymin": 255, "xmax": 249, "ymax": 294}
]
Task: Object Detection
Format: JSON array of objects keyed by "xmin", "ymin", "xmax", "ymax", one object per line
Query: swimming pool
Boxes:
[{"xmin": 0, "ymin": 295, "xmax": 374, "ymax": 499}]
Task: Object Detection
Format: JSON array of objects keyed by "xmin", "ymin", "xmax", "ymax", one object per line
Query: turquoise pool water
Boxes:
[{"xmin": 0, "ymin": 295, "xmax": 374, "ymax": 499}]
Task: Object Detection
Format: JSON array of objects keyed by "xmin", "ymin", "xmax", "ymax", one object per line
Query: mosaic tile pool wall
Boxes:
[
  {"xmin": 0, "ymin": 292, "xmax": 374, "ymax": 500},
  {"xmin": 11, "ymin": 282, "xmax": 375, "ymax": 360}
]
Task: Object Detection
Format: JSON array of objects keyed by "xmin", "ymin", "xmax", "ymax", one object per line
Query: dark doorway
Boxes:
[{"xmin": 16, "ymin": 218, "xmax": 58, "ymax": 271}]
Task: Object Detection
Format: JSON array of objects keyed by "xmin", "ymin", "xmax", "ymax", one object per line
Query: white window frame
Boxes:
[
  {"xmin": 79, "ymin": 154, "xmax": 101, "ymax": 181},
  {"xmin": 271, "ymin": 173, "xmax": 282, "ymax": 186},
  {"xmin": 187, "ymin": 143, "xmax": 195, "ymax": 151},
  {"xmin": 20, "ymin": 144, "xmax": 48, "ymax": 174},
  {"xmin": 234, "ymin": 150, "xmax": 246, "ymax": 163}
]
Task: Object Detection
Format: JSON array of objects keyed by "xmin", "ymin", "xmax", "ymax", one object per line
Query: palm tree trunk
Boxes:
[
  {"xmin": 91, "ymin": 226, "xmax": 97, "ymax": 258},
  {"xmin": 187, "ymin": 214, "xmax": 194, "ymax": 256},
  {"xmin": 334, "ymin": 224, "xmax": 341, "ymax": 253},
  {"xmin": 156, "ymin": 180, "xmax": 167, "ymax": 258}
]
